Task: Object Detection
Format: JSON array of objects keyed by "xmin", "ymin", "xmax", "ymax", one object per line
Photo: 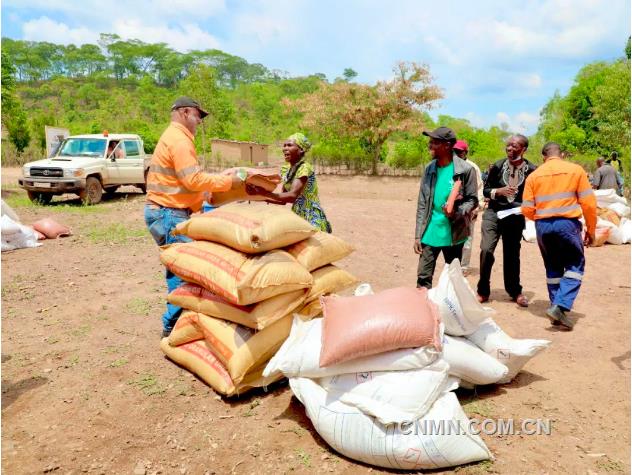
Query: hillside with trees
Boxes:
[{"xmin": 1, "ymin": 35, "xmax": 629, "ymax": 181}]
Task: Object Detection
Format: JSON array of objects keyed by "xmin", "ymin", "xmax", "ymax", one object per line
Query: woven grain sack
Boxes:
[
  {"xmin": 168, "ymin": 311, "xmax": 205, "ymax": 346},
  {"xmin": 320, "ymin": 287, "xmax": 442, "ymax": 367},
  {"xmin": 160, "ymin": 338, "xmax": 282, "ymax": 396},
  {"xmin": 168, "ymin": 283, "xmax": 307, "ymax": 330},
  {"xmin": 160, "ymin": 241, "xmax": 313, "ymax": 305},
  {"xmin": 290, "ymin": 378, "xmax": 491, "ymax": 470},
  {"xmin": 172, "ymin": 312, "xmax": 293, "ymax": 384},
  {"xmin": 286, "ymin": 232, "xmax": 354, "ymax": 271},
  {"xmin": 442, "ymin": 335, "xmax": 508, "ymax": 385},
  {"xmin": 296, "ymin": 265, "xmax": 357, "ymax": 318},
  {"xmin": 160, "ymin": 338, "xmax": 235, "ymax": 395},
  {"xmin": 173, "ymin": 201, "xmax": 316, "ymax": 253},
  {"xmin": 210, "ymin": 168, "xmax": 280, "ymax": 207}
]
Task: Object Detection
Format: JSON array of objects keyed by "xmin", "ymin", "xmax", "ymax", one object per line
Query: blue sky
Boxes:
[{"xmin": 2, "ymin": 0, "xmax": 630, "ymax": 134}]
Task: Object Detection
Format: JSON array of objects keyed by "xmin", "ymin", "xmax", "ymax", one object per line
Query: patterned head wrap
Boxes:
[{"xmin": 287, "ymin": 133, "xmax": 312, "ymax": 153}]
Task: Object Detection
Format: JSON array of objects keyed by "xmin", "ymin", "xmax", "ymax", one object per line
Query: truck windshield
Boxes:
[{"xmin": 58, "ymin": 138, "xmax": 107, "ymax": 157}]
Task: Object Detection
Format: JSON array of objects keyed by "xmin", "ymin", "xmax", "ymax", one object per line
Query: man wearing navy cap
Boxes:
[{"xmin": 414, "ymin": 127, "xmax": 479, "ymax": 288}]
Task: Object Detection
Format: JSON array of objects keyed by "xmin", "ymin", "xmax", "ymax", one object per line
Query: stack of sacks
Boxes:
[
  {"xmin": 430, "ymin": 260, "xmax": 551, "ymax": 386},
  {"xmin": 595, "ymin": 189, "xmax": 630, "ymax": 218},
  {"xmin": 286, "ymin": 232, "xmax": 357, "ymax": 318},
  {"xmin": 159, "ymin": 201, "xmax": 356, "ymax": 395},
  {"xmin": 265, "ymin": 287, "xmax": 493, "ymax": 470}
]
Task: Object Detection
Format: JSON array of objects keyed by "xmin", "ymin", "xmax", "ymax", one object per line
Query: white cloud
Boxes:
[
  {"xmin": 22, "ymin": 17, "xmax": 98, "ymax": 45},
  {"xmin": 110, "ymin": 20, "xmax": 220, "ymax": 52},
  {"xmin": 21, "ymin": 16, "xmax": 220, "ymax": 52},
  {"xmin": 496, "ymin": 111, "xmax": 540, "ymax": 134}
]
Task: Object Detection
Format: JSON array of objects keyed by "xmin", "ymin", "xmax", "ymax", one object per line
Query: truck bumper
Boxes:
[{"xmin": 18, "ymin": 178, "xmax": 86, "ymax": 194}]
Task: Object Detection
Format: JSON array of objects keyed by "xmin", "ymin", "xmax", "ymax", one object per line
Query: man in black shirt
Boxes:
[{"xmin": 477, "ymin": 134, "xmax": 537, "ymax": 307}]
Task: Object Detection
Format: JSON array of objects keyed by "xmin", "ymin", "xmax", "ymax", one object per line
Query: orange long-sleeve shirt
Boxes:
[
  {"xmin": 521, "ymin": 157, "xmax": 597, "ymax": 236},
  {"xmin": 146, "ymin": 122, "xmax": 231, "ymax": 212}
]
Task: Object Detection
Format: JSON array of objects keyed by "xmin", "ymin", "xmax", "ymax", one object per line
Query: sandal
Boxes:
[{"xmin": 512, "ymin": 294, "xmax": 529, "ymax": 307}]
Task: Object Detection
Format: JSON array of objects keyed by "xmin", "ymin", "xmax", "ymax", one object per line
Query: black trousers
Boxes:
[
  {"xmin": 477, "ymin": 209, "xmax": 525, "ymax": 298},
  {"xmin": 416, "ymin": 243, "xmax": 464, "ymax": 289}
]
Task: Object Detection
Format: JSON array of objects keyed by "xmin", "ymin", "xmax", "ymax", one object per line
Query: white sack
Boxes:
[
  {"xmin": 290, "ymin": 377, "xmax": 492, "ymax": 470},
  {"xmin": 319, "ymin": 359, "xmax": 453, "ymax": 424},
  {"xmin": 263, "ymin": 316, "xmax": 440, "ymax": 379},
  {"xmin": 428, "ymin": 260, "xmax": 495, "ymax": 336},
  {"xmin": 619, "ymin": 218, "xmax": 632, "ymax": 244},
  {"xmin": 465, "ymin": 318, "xmax": 550, "ymax": 383},
  {"xmin": 595, "ymin": 189, "xmax": 627, "ymax": 207},
  {"xmin": 442, "ymin": 335, "xmax": 508, "ymax": 386},
  {"xmin": 607, "ymin": 202, "xmax": 631, "ymax": 218},
  {"xmin": 1, "ymin": 215, "xmax": 41, "ymax": 252}
]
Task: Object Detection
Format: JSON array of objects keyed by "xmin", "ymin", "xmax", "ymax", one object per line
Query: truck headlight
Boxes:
[
  {"xmin": 22, "ymin": 166, "xmax": 30, "ymax": 177},
  {"xmin": 65, "ymin": 168, "xmax": 85, "ymax": 177}
]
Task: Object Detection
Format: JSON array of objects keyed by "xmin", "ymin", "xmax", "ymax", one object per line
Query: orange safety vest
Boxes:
[
  {"xmin": 521, "ymin": 157, "xmax": 597, "ymax": 236},
  {"xmin": 146, "ymin": 122, "xmax": 231, "ymax": 212}
]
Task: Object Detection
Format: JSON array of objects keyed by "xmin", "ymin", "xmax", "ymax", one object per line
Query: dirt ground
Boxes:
[{"xmin": 2, "ymin": 167, "xmax": 630, "ymax": 475}]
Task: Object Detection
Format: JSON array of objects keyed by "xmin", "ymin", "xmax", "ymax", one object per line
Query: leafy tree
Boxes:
[
  {"xmin": 342, "ymin": 68, "xmax": 358, "ymax": 82},
  {"xmin": 287, "ymin": 62, "xmax": 442, "ymax": 174}
]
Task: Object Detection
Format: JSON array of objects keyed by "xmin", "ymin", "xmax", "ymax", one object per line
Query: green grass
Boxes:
[
  {"xmin": 596, "ymin": 457, "xmax": 625, "ymax": 472},
  {"xmin": 110, "ymin": 358, "xmax": 128, "ymax": 368},
  {"xmin": 85, "ymin": 223, "xmax": 148, "ymax": 244},
  {"xmin": 126, "ymin": 297, "xmax": 152, "ymax": 316},
  {"xmin": 455, "ymin": 460, "xmax": 496, "ymax": 474},
  {"xmin": 128, "ymin": 373, "xmax": 165, "ymax": 396},
  {"xmin": 242, "ymin": 398, "xmax": 261, "ymax": 417},
  {"xmin": 295, "ymin": 449, "xmax": 311, "ymax": 468},
  {"xmin": 461, "ymin": 397, "xmax": 495, "ymax": 419},
  {"xmin": 2, "ymin": 190, "xmax": 108, "ymax": 214}
]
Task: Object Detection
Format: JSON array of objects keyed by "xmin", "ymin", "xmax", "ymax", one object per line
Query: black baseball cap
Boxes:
[
  {"xmin": 171, "ymin": 96, "xmax": 209, "ymax": 118},
  {"xmin": 422, "ymin": 126, "xmax": 457, "ymax": 142}
]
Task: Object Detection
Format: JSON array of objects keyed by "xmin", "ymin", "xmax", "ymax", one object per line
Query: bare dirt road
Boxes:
[{"xmin": 2, "ymin": 168, "xmax": 630, "ymax": 474}]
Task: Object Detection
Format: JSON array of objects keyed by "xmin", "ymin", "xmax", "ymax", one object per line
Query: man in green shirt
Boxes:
[{"xmin": 414, "ymin": 127, "xmax": 479, "ymax": 288}]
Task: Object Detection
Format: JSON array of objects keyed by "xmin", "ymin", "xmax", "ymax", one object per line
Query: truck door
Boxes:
[{"xmin": 110, "ymin": 140, "xmax": 144, "ymax": 184}]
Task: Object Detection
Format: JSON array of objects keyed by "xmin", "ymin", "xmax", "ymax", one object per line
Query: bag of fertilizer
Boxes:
[
  {"xmin": 263, "ymin": 316, "xmax": 440, "ymax": 379},
  {"xmin": 441, "ymin": 335, "xmax": 508, "ymax": 386},
  {"xmin": 428, "ymin": 260, "xmax": 494, "ymax": 336},
  {"xmin": 465, "ymin": 318, "xmax": 550, "ymax": 383},
  {"xmin": 168, "ymin": 311, "xmax": 293, "ymax": 384},
  {"xmin": 290, "ymin": 377, "xmax": 492, "ymax": 470},
  {"xmin": 160, "ymin": 241, "xmax": 313, "ymax": 305},
  {"xmin": 285, "ymin": 232, "xmax": 355, "ymax": 271},
  {"xmin": 319, "ymin": 359, "xmax": 454, "ymax": 424},
  {"xmin": 168, "ymin": 283, "xmax": 307, "ymax": 330},
  {"xmin": 174, "ymin": 201, "xmax": 316, "ymax": 253}
]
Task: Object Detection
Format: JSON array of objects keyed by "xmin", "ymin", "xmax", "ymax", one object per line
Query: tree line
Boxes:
[{"xmin": 1, "ymin": 36, "xmax": 629, "ymax": 182}]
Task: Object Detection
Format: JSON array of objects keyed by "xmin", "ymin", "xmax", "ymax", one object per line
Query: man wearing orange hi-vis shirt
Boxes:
[
  {"xmin": 521, "ymin": 142, "xmax": 597, "ymax": 330},
  {"xmin": 145, "ymin": 96, "xmax": 244, "ymax": 337}
]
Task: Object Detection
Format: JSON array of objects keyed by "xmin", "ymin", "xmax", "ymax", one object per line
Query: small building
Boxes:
[{"xmin": 210, "ymin": 139, "xmax": 269, "ymax": 166}]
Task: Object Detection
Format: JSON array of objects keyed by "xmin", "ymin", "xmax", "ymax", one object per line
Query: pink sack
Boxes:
[
  {"xmin": 319, "ymin": 287, "xmax": 442, "ymax": 368},
  {"xmin": 32, "ymin": 218, "xmax": 72, "ymax": 239}
]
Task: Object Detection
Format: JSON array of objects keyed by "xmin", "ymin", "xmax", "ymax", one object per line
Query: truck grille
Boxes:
[{"xmin": 30, "ymin": 167, "xmax": 64, "ymax": 178}]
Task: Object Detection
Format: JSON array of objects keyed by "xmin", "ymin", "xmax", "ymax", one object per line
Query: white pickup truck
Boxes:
[{"xmin": 19, "ymin": 133, "xmax": 150, "ymax": 205}]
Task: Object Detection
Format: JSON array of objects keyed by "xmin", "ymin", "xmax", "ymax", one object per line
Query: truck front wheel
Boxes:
[
  {"xmin": 27, "ymin": 191, "xmax": 53, "ymax": 205},
  {"xmin": 79, "ymin": 177, "xmax": 103, "ymax": 205}
]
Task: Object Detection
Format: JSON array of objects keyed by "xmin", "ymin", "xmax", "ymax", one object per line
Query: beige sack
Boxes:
[
  {"xmin": 160, "ymin": 338, "xmax": 281, "ymax": 396},
  {"xmin": 174, "ymin": 201, "xmax": 316, "ymax": 253},
  {"xmin": 296, "ymin": 265, "xmax": 357, "ymax": 319},
  {"xmin": 168, "ymin": 312, "xmax": 293, "ymax": 384},
  {"xmin": 286, "ymin": 232, "xmax": 355, "ymax": 271},
  {"xmin": 160, "ymin": 241, "xmax": 313, "ymax": 305},
  {"xmin": 210, "ymin": 168, "xmax": 281, "ymax": 207},
  {"xmin": 168, "ymin": 283, "xmax": 307, "ymax": 330}
]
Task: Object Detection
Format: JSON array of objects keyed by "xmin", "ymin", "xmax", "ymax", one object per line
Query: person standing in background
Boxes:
[
  {"xmin": 453, "ymin": 139, "xmax": 484, "ymax": 276},
  {"xmin": 477, "ymin": 134, "xmax": 536, "ymax": 307},
  {"xmin": 521, "ymin": 142, "xmax": 597, "ymax": 330},
  {"xmin": 592, "ymin": 156, "xmax": 619, "ymax": 191},
  {"xmin": 414, "ymin": 127, "xmax": 478, "ymax": 288}
]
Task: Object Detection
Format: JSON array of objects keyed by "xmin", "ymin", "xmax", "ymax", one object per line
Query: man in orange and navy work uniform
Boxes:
[
  {"xmin": 145, "ymin": 96, "xmax": 243, "ymax": 337},
  {"xmin": 521, "ymin": 142, "xmax": 597, "ymax": 330}
]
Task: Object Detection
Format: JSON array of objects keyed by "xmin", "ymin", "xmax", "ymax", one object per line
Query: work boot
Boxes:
[{"xmin": 546, "ymin": 305, "xmax": 574, "ymax": 330}]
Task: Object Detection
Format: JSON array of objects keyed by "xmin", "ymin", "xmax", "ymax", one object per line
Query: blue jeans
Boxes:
[
  {"xmin": 535, "ymin": 217, "xmax": 585, "ymax": 311},
  {"xmin": 144, "ymin": 205, "xmax": 192, "ymax": 332}
]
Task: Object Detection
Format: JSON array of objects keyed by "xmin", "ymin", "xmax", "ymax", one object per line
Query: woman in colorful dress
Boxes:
[{"xmin": 246, "ymin": 132, "xmax": 332, "ymax": 232}]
